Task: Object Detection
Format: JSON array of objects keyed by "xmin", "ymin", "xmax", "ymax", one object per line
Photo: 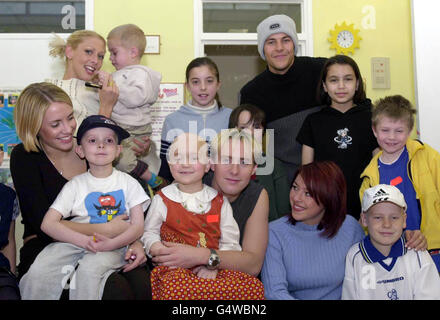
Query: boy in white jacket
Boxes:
[
  {"xmin": 342, "ymin": 184, "xmax": 440, "ymax": 300},
  {"xmin": 99, "ymin": 24, "xmax": 163, "ymax": 188}
]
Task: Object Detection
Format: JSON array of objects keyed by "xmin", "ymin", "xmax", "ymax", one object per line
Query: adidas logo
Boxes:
[
  {"xmin": 373, "ymin": 197, "xmax": 389, "ymax": 204},
  {"xmin": 372, "ymin": 188, "xmax": 390, "ymax": 204},
  {"xmin": 374, "ymin": 189, "xmax": 389, "ymax": 197}
]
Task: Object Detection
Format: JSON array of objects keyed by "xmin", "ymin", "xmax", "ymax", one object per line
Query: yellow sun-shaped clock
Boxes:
[{"xmin": 328, "ymin": 22, "xmax": 361, "ymax": 55}]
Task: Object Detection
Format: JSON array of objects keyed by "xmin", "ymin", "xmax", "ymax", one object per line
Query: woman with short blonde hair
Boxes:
[
  {"xmin": 14, "ymin": 82, "xmax": 73, "ymax": 153},
  {"xmin": 12, "ymin": 82, "xmax": 87, "ymax": 282}
]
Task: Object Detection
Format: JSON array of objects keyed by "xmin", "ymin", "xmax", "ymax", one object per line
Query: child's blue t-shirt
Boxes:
[{"xmin": 378, "ymin": 147, "xmax": 421, "ymax": 230}]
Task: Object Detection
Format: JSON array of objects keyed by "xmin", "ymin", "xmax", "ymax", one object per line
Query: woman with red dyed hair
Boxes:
[{"xmin": 261, "ymin": 161, "xmax": 365, "ymax": 300}]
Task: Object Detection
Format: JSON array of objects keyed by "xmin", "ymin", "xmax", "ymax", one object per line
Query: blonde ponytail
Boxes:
[
  {"xmin": 48, "ymin": 33, "xmax": 67, "ymax": 59},
  {"xmin": 48, "ymin": 30, "xmax": 105, "ymax": 59}
]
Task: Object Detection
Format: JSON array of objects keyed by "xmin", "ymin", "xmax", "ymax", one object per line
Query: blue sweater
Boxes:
[
  {"xmin": 261, "ymin": 215, "xmax": 365, "ymax": 300},
  {"xmin": 159, "ymin": 103, "xmax": 232, "ymax": 181}
]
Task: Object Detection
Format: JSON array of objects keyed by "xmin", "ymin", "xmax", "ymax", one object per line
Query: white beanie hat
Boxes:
[
  {"xmin": 361, "ymin": 184, "xmax": 407, "ymax": 212},
  {"xmin": 257, "ymin": 14, "xmax": 299, "ymax": 60}
]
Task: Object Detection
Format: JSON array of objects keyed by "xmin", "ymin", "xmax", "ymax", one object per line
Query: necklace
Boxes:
[
  {"xmin": 41, "ymin": 144, "xmax": 63, "ymax": 176},
  {"xmin": 48, "ymin": 157, "xmax": 63, "ymax": 176}
]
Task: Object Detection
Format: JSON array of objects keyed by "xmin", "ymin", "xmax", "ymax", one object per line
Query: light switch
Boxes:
[{"xmin": 371, "ymin": 57, "xmax": 390, "ymax": 89}]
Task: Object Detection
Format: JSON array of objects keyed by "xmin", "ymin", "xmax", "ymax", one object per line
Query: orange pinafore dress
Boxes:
[{"xmin": 150, "ymin": 190, "xmax": 264, "ymax": 300}]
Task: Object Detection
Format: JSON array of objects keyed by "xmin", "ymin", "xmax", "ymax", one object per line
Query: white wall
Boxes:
[
  {"xmin": 0, "ymin": 34, "xmax": 66, "ymax": 89},
  {"xmin": 412, "ymin": 0, "xmax": 440, "ymax": 152}
]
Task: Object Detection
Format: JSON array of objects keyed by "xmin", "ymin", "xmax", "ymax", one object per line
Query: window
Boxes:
[
  {"xmin": 0, "ymin": 0, "xmax": 93, "ymax": 88},
  {"xmin": 203, "ymin": 2, "xmax": 302, "ymax": 33},
  {"xmin": 0, "ymin": 0, "xmax": 89, "ymax": 33},
  {"xmin": 194, "ymin": 0, "xmax": 313, "ymax": 57}
]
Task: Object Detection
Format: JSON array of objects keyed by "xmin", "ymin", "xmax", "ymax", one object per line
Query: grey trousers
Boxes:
[
  {"xmin": 19, "ymin": 242, "xmax": 126, "ymax": 300},
  {"xmin": 114, "ymin": 123, "xmax": 161, "ymax": 176}
]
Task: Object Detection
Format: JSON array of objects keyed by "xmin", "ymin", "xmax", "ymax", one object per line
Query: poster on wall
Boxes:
[
  {"xmin": 150, "ymin": 83, "xmax": 185, "ymax": 156},
  {"xmin": 0, "ymin": 89, "xmax": 21, "ymax": 184}
]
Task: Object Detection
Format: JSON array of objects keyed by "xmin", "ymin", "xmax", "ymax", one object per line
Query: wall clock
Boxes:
[{"xmin": 328, "ymin": 22, "xmax": 361, "ymax": 55}]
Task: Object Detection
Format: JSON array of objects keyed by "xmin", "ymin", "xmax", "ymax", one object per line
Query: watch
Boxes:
[
  {"xmin": 206, "ymin": 248, "xmax": 220, "ymax": 270},
  {"xmin": 328, "ymin": 22, "xmax": 361, "ymax": 55}
]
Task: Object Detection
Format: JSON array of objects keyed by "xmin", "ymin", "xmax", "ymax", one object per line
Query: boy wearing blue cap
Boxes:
[
  {"xmin": 342, "ymin": 184, "xmax": 440, "ymax": 300},
  {"xmin": 19, "ymin": 115, "xmax": 150, "ymax": 300}
]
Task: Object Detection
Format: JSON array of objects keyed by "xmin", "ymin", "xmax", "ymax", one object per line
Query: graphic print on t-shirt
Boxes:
[
  {"xmin": 334, "ymin": 128, "xmax": 352, "ymax": 149},
  {"xmin": 85, "ymin": 190, "xmax": 126, "ymax": 223},
  {"xmin": 387, "ymin": 288, "xmax": 399, "ymax": 300}
]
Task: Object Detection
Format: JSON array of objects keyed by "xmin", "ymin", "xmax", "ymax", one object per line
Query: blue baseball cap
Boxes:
[{"xmin": 76, "ymin": 115, "xmax": 130, "ymax": 145}]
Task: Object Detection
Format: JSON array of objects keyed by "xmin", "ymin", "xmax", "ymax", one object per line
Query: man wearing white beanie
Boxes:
[
  {"xmin": 240, "ymin": 14, "xmax": 326, "ymax": 182},
  {"xmin": 256, "ymin": 14, "xmax": 299, "ymax": 64}
]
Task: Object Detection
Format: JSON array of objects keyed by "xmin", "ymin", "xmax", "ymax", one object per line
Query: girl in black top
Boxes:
[{"xmin": 297, "ymin": 55, "xmax": 378, "ymax": 219}]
